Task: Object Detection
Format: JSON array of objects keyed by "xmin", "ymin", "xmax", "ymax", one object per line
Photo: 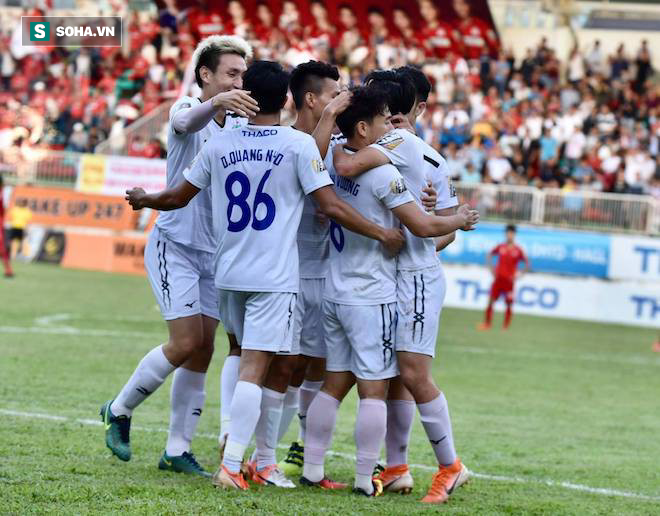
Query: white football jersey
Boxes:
[
  {"xmin": 297, "ymin": 133, "xmax": 346, "ymax": 279},
  {"xmin": 324, "ymin": 147, "xmax": 414, "ymax": 306},
  {"xmin": 370, "ymin": 128, "xmax": 458, "ymax": 271},
  {"xmin": 184, "ymin": 125, "xmax": 333, "ymax": 293},
  {"xmin": 157, "ymin": 96, "xmax": 247, "ymax": 252}
]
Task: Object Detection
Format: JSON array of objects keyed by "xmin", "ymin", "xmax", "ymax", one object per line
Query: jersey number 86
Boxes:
[{"xmin": 225, "ymin": 170, "xmax": 276, "ymax": 232}]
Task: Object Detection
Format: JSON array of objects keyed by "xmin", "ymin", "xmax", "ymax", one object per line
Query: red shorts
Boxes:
[{"xmin": 490, "ymin": 276, "xmax": 514, "ymax": 303}]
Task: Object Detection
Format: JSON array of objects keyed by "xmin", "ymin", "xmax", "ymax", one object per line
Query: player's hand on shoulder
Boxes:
[
  {"xmin": 324, "ymin": 90, "xmax": 351, "ymax": 117},
  {"xmin": 422, "ymin": 180, "xmax": 437, "ymax": 213},
  {"xmin": 125, "ymin": 188, "xmax": 146, "ymax": 210},
  {"xmin": 389, "ymin": 114, "xmax": 415, "ymax": 134},
  {"xmin": 212, "ymin": 89, "xmax": 259, "ymax": 118},
  {"xmin": 381, "ymin": 227, "xmax": 405, "ymax": 257},
  {"xmin": 457, "ymin": 203, "xmax": 479, "ymax": 231}
]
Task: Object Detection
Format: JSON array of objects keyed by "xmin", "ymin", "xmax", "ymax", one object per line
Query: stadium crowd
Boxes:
[{"xmin": 0, "ymin": 1, "xmax": 658, "ymax": 198}]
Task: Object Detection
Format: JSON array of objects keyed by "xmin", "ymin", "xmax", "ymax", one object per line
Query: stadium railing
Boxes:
[
  {"xmin": 455, "ymin": 183, "xmax": 658, "ymax": 234},
  {"xmin": 94, "ymin": 99, "xmax": 175, "ymax": 155},
  {"xmin": 3, "ymin": 151, "xmax": 658, "ymax": 235}
]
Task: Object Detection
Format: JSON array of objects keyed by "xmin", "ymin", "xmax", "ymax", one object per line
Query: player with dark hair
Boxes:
[
  {"xmin": 289, "ymin": 60, "xmax": 340, "ymax": 110},
  {"xmin": 302, "ymin": 85, "xmax": 477, "ymax": 497},
  {"xmin": 396, "ymin": 65, "xmax": 431, "ymax": 116},
  {"xmin": 100, "ymin": 35, "xmax": 256, "ymax": 478},
  {"xmin": 479, "ymin": 224, "xmax": 530, "ymax": 330},
  {"xmin": 332, "ymin": 70, "xmax": 473, "ymax": 503},
  {"xmin": 274, "ymin": 61, "xmax": 351, "ymax": 480},
  {"xmin": 0, "ymin": 175, "xmax": 14, "ymax": 278},
  {"xmin": 125, "ymin": 60, "xmax": 406, "ymax": 490},
  {"xmin": 364, "ymin": 69, "xmax": 416, "ymax": 118},
  {"xmin": 243, "ymin": 60, "xmax": 350, "ymax": 486}
]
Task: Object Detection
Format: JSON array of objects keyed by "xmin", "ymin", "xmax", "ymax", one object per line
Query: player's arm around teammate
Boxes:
[
  {"xmin": 360, "ymin": 67, "xmax": 471, "ymax": 503},
  {"xmin": 126, "ymin": 179, "xmax": 408, "ymax": 255},
  {"xmin": 126, "ymin": 181, "xmax": 200, "ymax": 212},
  {"xmin": 100, "ymin": 36, "xmax": 255, "ymax": 478}
]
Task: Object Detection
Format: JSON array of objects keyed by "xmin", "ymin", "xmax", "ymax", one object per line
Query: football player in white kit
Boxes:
[
  {"xmin": 100, "ymin": 35, "xmax": 258, "ymax": 477},
  {"xmin": 240, "ymin": 61, "xmax": 351, "ymax": 482},
  {"xmin": 332, "ymin": 68, "xmax": 470, "ymax": 504},
  {"xmin": 301, "ymin": 85, "xmax": 478, "ymax": 497},
  {"xmin": 125, "ymin": 61, "xmax": 406, "ymax": 490}
]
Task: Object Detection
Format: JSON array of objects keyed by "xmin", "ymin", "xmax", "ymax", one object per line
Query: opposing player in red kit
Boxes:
[{"xmin": 479, "ymin": 225, "xmax": 529, "ymax": 330}]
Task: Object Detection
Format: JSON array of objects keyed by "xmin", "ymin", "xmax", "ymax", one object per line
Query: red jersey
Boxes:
[
  {"xmin": 188, "ymin": 10, "xmax": 225, "ymax": 40},
  {"xmin": 419, "ymin": 22, "xmax": 461, "ymax": 59},
  {"xmin": 492, "ymin": 243, "xmax": 526, "ymax": 281},
  {"xmin": 456, "ymin": 17, "xmax": 499, "ymax": 59}
]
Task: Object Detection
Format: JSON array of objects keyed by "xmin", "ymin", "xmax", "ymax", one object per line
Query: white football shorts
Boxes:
[
  {"xmin": 144, "ymin": 226, "xmax": 218, "ymax": 321},
  {"xmin": 291, "ymin": 278, "xmax": 326, "ymax": 358},
  {"xmin": 324, "ymin": 301, "xmax": 398, "ymax": 381},
  {"xmin": 218, "ymin": 290, "xmax": 296, "ymax": 353},
  {"xmin": 395, "ymin": 264, "xmax": 446, "ymax": 357}
]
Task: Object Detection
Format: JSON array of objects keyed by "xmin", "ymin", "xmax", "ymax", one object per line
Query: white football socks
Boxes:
[
  {"xmin": 302, "ymin": 391, "xmax": 339, "ymax": 482},
  {"xmin": 277, "ymin": 386, "xmax": 300, "ymax": 442},
  {"xmin": 298, "ymin": 380, "xmax": 322, "ymax": 442},
  {"xmin": 354, "ymin": 399, "xmax": 387, "ymax": 494},
  {"xmin": 219, "ymin": 355, "xmax": 240, "ymax": 442},
  {"xmin": 385, "ymin": 399, "xmax": 415, "ymax": 467},
  {"xmin": 222, "ymin": 381, "xmax": 262, "ymax": 474},
  {"xmin": 418, "ymin": 392, "xmax": 457, "ymax": 467},
  {"xmin": 165, "ymin": 368, "xmax": 206, "ymax": 457},
  {"xmin": 255, "ymin": 387, "xmax": 285, "ymax": 471},
  {"xmin": 111, "ymin": 345, "xmax": 175, "ymax": 417}
]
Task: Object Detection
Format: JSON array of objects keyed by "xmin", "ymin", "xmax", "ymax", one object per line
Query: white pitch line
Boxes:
[
  {"xmin": 34, "ymin": 313, "xmax": 74, "ymax": 327},
  {"xmin": 1, "ymin": 408, "xmax": 659, "ymax": 503}
]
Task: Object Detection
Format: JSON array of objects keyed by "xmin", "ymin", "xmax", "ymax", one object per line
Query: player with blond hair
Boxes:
[{"xmin": 100, "ymin": 35, "xmax": 258, "ymax": 477}]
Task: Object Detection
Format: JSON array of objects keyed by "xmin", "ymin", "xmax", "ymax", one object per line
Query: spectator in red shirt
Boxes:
[
  {"xmin": 480, "ymin": 224, "xmax": 530, "ymax": 330},
  {"xmin": 187, "ymin": 2, "xmax": 225, "ymax": 41},
  {"xmin": 306, "ymin": 0, "xmax": 335, "ymax": 52},
  {"xmin": 254, "ymin": 2, "xmax": 279, "ymax": 45},
  {"xmin": 392, "ymin": 7, "xmax": 418, "ymax": 48},
  {"xmin": 418, "ymin": 0, "xmax": 462, "ymax": 60},
  {"xmin": 367, "ymin": 7, "xmax": 389, "ymax": 47},
  {"xmin": 452, "ymin": 0, "xmax": 499, "ymax": 60},
  {"xmin": 227, "ymin": 0, "xmax": 251, "ymax": 39},
  {"xmin": 279, "ymin": 0, "xmax": 302, "ymax": 40},
  {"xmin": 127, "ymin": 134, "xmax": 148, "ymax": 157},
  {"xmin": 144, "ymin": 138, "xmax": 164, "ymax": 158},
  {"xmin": 335, "ymin": 4, "xmax": 365, "ymax": 65}
]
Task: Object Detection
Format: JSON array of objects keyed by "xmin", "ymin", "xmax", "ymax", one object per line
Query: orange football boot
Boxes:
[
  {"xmin": 212, "ymin": 464, "xmax": 249, "ymax": 491},
  {"xmin": 421, "ymin": 459, "xmax": 469, "ymax": 504},
  {"xmin": 374, "ymin": 464, "xmax": 413, "ymax": 494}
]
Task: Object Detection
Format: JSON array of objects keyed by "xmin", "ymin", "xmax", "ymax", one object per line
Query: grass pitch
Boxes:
[{"xmin": 1, "ymin": 262, "xmax": 659, "ymax": 514}]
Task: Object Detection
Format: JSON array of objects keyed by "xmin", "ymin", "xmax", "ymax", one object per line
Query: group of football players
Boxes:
[{"xmin": 100, "ymin": 33, "xmax": 479, "ymax": 504}]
